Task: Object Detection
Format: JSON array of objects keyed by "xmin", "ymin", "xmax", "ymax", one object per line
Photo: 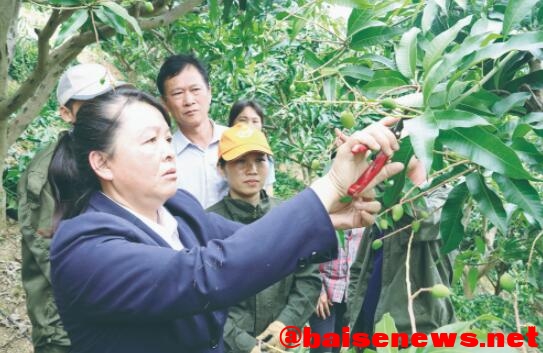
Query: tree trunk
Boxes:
[{"xmin": 0, "ymin": 0, "xmax": 21, "ymax": 228}]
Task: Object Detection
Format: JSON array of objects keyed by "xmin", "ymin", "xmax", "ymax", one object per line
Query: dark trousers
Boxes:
[{"xmin": 308, "ymin": 301, "xmax": 347, "ymax": 353}]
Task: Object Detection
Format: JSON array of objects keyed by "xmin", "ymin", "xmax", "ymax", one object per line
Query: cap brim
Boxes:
[{"xmin": 222, "ymin": 144, "xmax": 273, "ymax": 161}]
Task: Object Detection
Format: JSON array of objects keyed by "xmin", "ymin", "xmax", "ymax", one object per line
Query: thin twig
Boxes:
[
  {"xmin": 89, "ymin": 8, "xmax": 100, "ymax": 46},
  {"xmin": 527, "ymin": 230, "xmax": 543, "ymax": 272},
  {"xmin": 512, "ymin": 293, "xmax": 528, "ymax": 353},
  {"xmin": 406, "ymin": 228, "xmax": 417, "ymax": 334}
]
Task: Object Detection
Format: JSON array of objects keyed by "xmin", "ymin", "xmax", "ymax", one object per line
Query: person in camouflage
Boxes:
[{"xmin": 17, "ymin": 63, "xmax": 121, "ymax": 353}]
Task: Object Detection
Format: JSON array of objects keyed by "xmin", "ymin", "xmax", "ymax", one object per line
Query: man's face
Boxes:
[{"xmin": 162, "ymin": 65, "xmax": 212, "ymax": 131}]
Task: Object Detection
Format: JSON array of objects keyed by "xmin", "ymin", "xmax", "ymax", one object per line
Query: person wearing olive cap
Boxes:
[
  {"xmin": 17, "ymin": 63, "xmax": 122, "ymax": 353},
  {"xmin": 207, "ymin": 124, "xmax": 321, "ymax": 353}
]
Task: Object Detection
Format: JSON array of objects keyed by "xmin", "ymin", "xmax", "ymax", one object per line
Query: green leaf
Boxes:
[
  {"xmin": 493, "ymin": 174, "xmax": 543, "ymax": 227},
  {"xmin": 422, "ymin": 0, "xmax": 438, "ymax": 33},
  {"xmin": 374, "ymin": 313, "xmax": 399, "ymax": 353},
  {"xmin": 55, "ymin": 9, "xmax": 88, "ymax": 46},
  {"xmin": 453, "ymin": 0, "xmax": 467, "ymax": 10},
  {"xmin": 326, "ymin": 0, "xmax": 372, "ymax": 7},
  {"xmin": 510, "ymin": 138, "xmax": 543, "ymax": 169},
  {"xmin": 339, "ymin": 65, "xmax": 374, "ymax": 81},
  {"xmin": 396, "ymin": 27, "xmax": 420, "ymax": 79},
  {"xmin": 472, "ymin": 31, "xmax": 543, "ymax": 63},
  {"xmin": 467, "ymin": 266, "xmax": 479, "ymax": 293},
  {"xmin": 359, "ymin": 54, "xmax": 396, "ymax": 70},
  {"xmin": 323, "ymin": 77, "xmax": 337, "ymax": 101},
  {"xmin": 222, "ymin": 0, "xmax": 233, "ymax": 21},
  {"xmin": 209, "ymin": 0, "xmax": 219, "ymax": 24},
  {"xmin": 438, "ymin": 127, "xmax": 533, "ymax": 180},
  {"xmin": 394, "ymin": 92, "xmax": 424, "ymax": 108},
  {"xmin": 506, "ymin": 70, "xmax": 543, "ymax": 91},
  {"xmin": 94, "ymin": 7, "xmax": 126, "ymax": 35},
  {"xmin": 433, "ymin": 109, "xmax": 490, "ymax": 129},
  {"xmin": 350, "ymin": 26, "xmax": 404, "ymax": 50},
  {"xmin": 491, "ymin": 92, "xmax": 530, "ymax": 118},
  {"xmin": 404, "ymin": 110, "xmax": 438, "ymax": 173},
  {"xmin": 423, "ymin": 15, "xmax": 473, "ymax": 72},
  {"xmin": 102, "ymin": 1, "xmax": 142, "ymax": 36},
  {"xmin": 49, "ymin": 0, "xmax": 81, "ymax": 5},
  {"xmin": 361, "ymin": 70, "xmax": 408, "ymax": 97},
  {"xmin": 440, "ymin": 182, "xmax": 469, "ymax": 253},
  {"xmin": 466, "ymin": 173, "xmax": 508, "ymax": 234},
  {"xmin": 434, "ymin": 0, "xmax": 447, "ymax": 13},
  {"xmin": 422, "ymin": 34, "xmax": 488, "ymax": 104},
  {"xmin": 519, "ymin": 112, "xmax": 543, "ymax": 132},
  {"xmin": 347, "ymin": 8, "xmax": 374, "ymax": 36},
  {"xmin": 304, "ymin": 50, "xmax": 324, "ymax": 68},
  {"xmin": 383, "ymin": 138, "xmax": 414, "ymax": 207},
  {"xmin": 502, "ymin": 0, "xmax": 541, "ymax": 35}
]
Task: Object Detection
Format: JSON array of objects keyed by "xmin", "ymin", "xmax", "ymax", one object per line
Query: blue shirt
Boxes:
[{"xmin": 172, "ymin": 122, "xmax": 228, "ymax": 208}]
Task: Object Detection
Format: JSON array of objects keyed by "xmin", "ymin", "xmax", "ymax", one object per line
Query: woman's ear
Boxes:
[
  {"xmin": 89, "ymin": 151, "xmax": 113, "ymax": 181},
  {"xmin": 59, "ymin": 106, "xmax": 76, "ymax": 124}
]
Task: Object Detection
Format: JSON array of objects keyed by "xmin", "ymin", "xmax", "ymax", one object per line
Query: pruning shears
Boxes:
[{"xmin": 347, "ymin": 120, "xmax": 403, "ymax": 196}]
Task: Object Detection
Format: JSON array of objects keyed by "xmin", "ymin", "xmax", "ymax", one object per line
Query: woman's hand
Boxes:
[
  {"xmin": 311, "ymin": 120, "xmax": 403, "ymax": 213},
  {"xmin": 329, "ymin": 188, "xmax": 381, "ymax": 229},
  {"xmin": 315, "ymin": 292, "xmax": 332, "ymax": 319}
]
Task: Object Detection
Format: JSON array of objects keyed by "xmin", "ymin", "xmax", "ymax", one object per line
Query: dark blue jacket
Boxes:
[{"xmin": 50, "ymin": 189, "xmax": 337, "ymax": 353}]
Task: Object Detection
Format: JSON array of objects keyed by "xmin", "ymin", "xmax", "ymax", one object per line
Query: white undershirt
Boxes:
[{"xmin": 101, "ymin": 193, "xmax": 184, "ymax": 250}]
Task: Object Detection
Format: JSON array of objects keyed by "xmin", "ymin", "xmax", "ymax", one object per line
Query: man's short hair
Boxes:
[{"xmin": 156, "ymin": 54, "xmax": 210, "ymax": 96}]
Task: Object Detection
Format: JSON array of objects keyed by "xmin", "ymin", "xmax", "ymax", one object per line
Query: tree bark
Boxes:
[{"xmin": 0, "ymin": 0, "xmax": 22, "ymax": 227}]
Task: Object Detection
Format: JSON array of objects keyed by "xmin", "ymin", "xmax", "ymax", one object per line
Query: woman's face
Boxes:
[
  {"xmin": 222, "ymin": 152, "xmax": 269, "ymax": 202},
  {"xmin": 233, "ymin": 107, "xmax": 263, "ymax": 130},
  {"xmin": 103, "ymin": 101, "xmax": 177, "ymax": 211}
]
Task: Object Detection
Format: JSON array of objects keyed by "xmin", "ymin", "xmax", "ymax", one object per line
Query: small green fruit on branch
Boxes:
[
  {"xmin": 499, "ymin": 273, "xmax": 515, "ymax": 292},
  {"xmin": 340, "ymin": 111, "xmax": 355, "ymax": 129}
]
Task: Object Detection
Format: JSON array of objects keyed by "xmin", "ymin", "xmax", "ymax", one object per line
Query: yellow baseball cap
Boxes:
[{"xmin": 219, "ymin": 123, "xmax": 273, "ymax": 161}]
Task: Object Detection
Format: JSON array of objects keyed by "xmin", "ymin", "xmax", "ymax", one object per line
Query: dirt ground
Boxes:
[{"xmin": 0, "ymin": 219, "xmax": 32, "ymax": 353}]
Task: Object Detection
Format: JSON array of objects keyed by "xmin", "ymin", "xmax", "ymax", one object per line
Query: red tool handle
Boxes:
[
  {"xmin": 351, "ymin": 144, "xmax": 369, "ymax": 154},
  {"xmin": 347, "ymin": 151, "xmax": 391, "ymax": 196}
]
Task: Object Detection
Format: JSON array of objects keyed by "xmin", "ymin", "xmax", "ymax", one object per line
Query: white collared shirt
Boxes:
[
  {"xmin": 172, "ymin": 121, "xmax": 228, "ymax": 208},
  {"xmin": 101, "ymin": 193, "xmax": 183, "ymax": 250}
]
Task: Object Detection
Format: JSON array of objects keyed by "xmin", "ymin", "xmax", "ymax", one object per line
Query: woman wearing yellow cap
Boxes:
[{"xmin": 207, "ymin": 124, "xmax": 321, "ymax": 353}]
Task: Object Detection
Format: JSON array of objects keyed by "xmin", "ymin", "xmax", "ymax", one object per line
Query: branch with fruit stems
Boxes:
[
  {"xmin": 513, "ymin": 293, "xmax": 528, "ymax": 353},
  {"xmin": 377, "ymin": 164, "xmax": 475, "ymax": 220},
  {"xmin": 400, "ymin": 166, "xmax": 477, "ymax": 205},
  {"xmin": 377, "ymin": 204, "xmax": 443, "ymax": 242},
  {"xmin": 400, "ymin": 159, "xmax": 471, "ymax": 202}
]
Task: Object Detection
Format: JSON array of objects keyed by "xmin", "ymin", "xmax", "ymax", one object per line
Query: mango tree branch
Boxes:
[
  {"xmin": 37, "ymin": 9, "xmax": 75, "ymax": 72},
  {"xmin": 138, "ymin": 0, "xmax": 202, "ymax": 29}
]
